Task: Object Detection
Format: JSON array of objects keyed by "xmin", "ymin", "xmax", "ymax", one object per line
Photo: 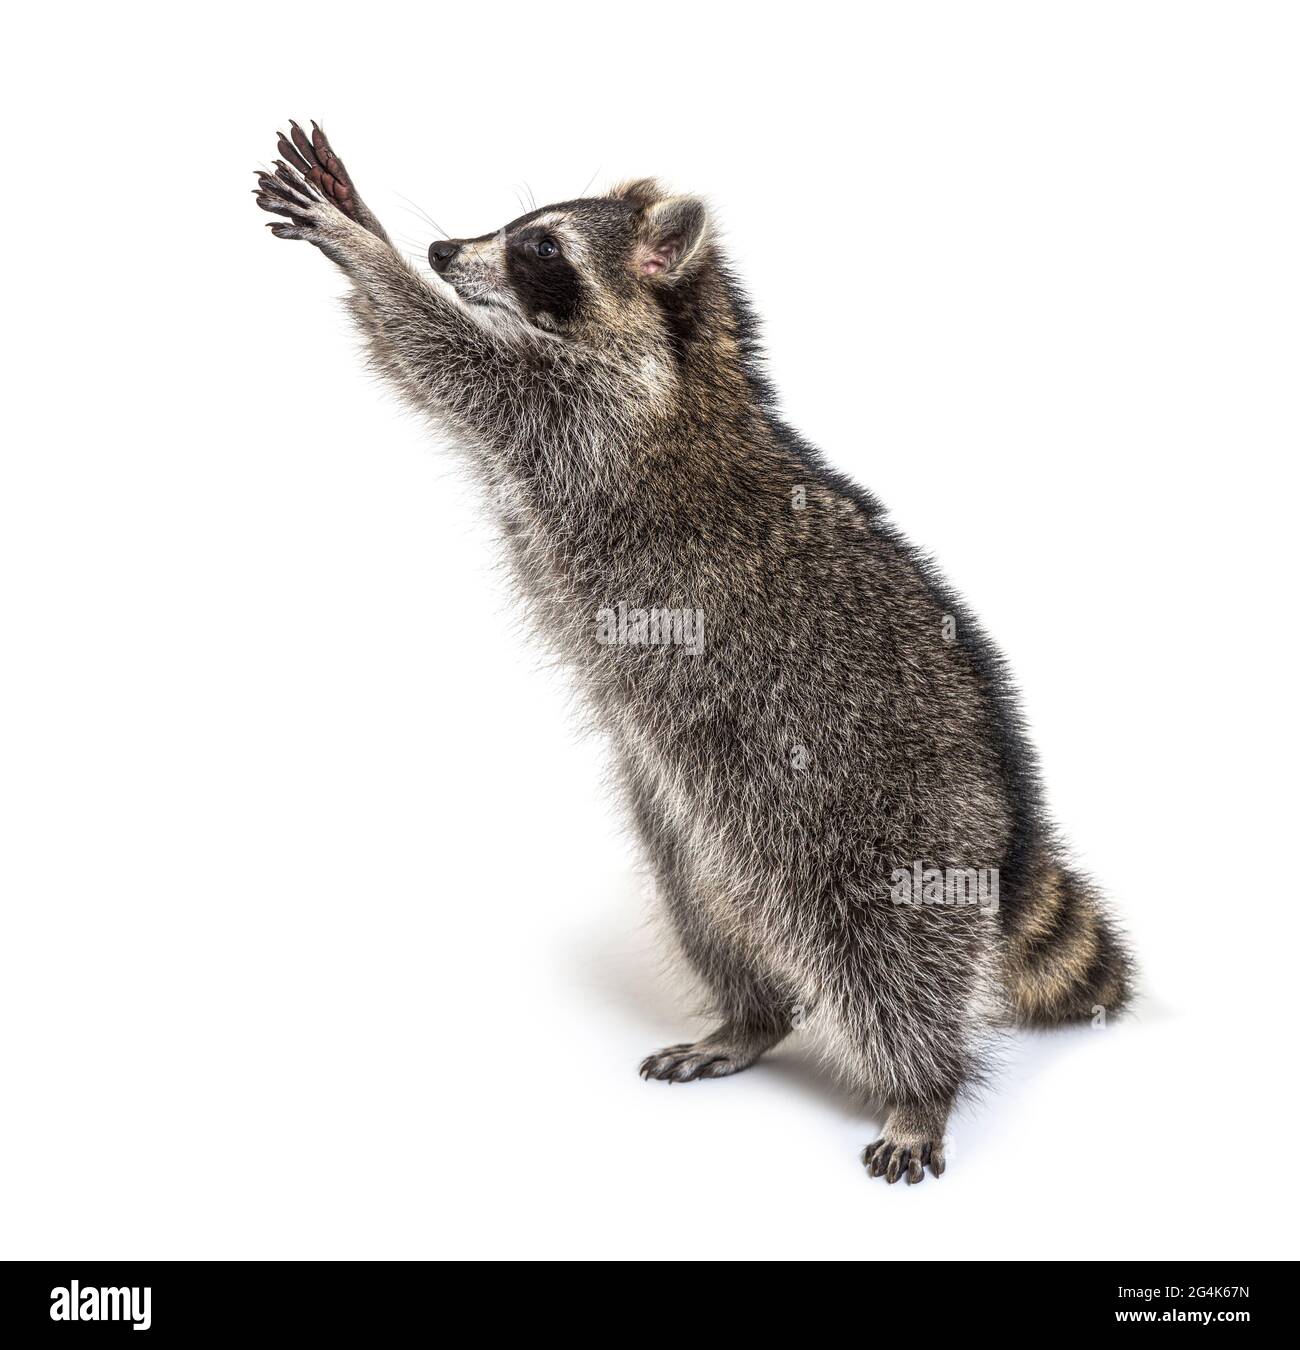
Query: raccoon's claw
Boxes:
[
  {"xmin": 861, "ymin": 1138, "xmax": 944, "ymax": 1184},
  {"xmin": 638, "ymin": 1041, "xmax": 755, "ymax": 1083}
]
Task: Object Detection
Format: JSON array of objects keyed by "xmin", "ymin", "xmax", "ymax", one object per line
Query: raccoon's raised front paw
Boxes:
[
  {"xmin": 268, "ymin": 120, "xmax": 388, "ymax": 243},
  {"xmin": 273, "ymin": 120, "xmax": 364, "ymax": 223},
  {"xmin": 638, "ymin": 1038, "xmax": 762, "ymax": 1084},
  {"xmin": 254, "ymin": 123, "xmax": 382, "ymax": 258},
  {"xmin": 861, "ymin": 1136, "xmax": 946, "ymax": 1185}
]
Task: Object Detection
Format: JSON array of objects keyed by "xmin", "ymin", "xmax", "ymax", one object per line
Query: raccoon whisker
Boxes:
[
  {"xmin": 395, "ymin": 192, "xmax": 449, "ymax": 239},
  {"xmin": 577, "ymin": 166, "xmax": 601, "ymax": 199}
]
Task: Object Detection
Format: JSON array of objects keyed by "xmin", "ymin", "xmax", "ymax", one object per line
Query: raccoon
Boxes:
[{"xmin": 254, "ymin": 122, "xmax": 1134, "ymax": 1183}]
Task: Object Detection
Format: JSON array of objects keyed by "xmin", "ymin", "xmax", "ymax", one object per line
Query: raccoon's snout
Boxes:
[{"xmin": 429, "ymin": 240, "xmax": 460, "ymax": 273}]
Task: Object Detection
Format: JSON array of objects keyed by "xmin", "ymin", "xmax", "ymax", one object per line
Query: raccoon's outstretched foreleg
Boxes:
[{"xmin": 254, "ymin": 125, "xmax": 594, "ymax": 450}]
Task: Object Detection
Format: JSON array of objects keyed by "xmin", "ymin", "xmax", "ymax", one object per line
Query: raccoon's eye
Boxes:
[{"xmin": 536, "ymin": 237, "xmax": 559, "ymax": 259}]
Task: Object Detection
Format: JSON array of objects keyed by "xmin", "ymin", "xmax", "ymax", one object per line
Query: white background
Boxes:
[{"xmin": 2, "ymin": 2, "xmax": 1296, "ymax": 1260}]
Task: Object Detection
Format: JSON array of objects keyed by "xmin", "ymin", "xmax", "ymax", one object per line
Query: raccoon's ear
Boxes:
[
  {"xmin": 611, "ymin": 177, "xmax": 664, "ymax": 209},
  {"xmin": 634, "ymin": 194, "xmax": 711, "ymax": 283}
]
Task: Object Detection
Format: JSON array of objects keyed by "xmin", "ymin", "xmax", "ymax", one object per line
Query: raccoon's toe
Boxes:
[
  {"xmin": 861, "ymin": 1138, "xmax": 945, "ymax": 1184},
  {"xmin": 638, "ymin": 1041, "xmax": 753, "ymax": 1083}
]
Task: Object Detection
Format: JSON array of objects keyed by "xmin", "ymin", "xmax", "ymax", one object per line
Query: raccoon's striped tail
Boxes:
[{"xmin": 1003, "ymin": 861, "xmax": 1134, "ymax": 1027}]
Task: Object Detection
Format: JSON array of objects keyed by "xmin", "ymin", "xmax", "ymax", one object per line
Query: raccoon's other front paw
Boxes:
[
  {"xmin": 861, "ymin": 1136, "xmax": 946, "ymax": 1185},
  {"xmin": 253, "ymin": 160, "xmax": 342, "ymax": 245},
  {"xmin": 638, "ymin": 1039, "xmax": 761, "ymax": 1084}
]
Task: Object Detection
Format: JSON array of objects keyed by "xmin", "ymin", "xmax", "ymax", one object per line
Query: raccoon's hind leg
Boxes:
[
  {"xmin": 862, "ymin": 1098, "xmax": 952, "ymax": 1185},
  {"xmin": 626, "ymin": 773, "xmax": 795, "ymax": 1084},
  {"xmin": 833, "ymin": 909, "xmax": 993, "ymax": 1184},
  {"xmin": 639, "ymin": 925, "xmax": 795, "ymax": 1083}
]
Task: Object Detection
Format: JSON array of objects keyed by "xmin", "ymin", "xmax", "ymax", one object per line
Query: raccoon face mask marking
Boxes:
[{"xmin": 426, "ymin": 184, "xmax": 711, "ymax": 343}]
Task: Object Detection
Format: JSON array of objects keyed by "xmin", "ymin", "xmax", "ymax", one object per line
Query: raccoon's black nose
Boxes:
[{"xmin": 429, "ymin": 240, "xmax": 460, "ymax": 272}]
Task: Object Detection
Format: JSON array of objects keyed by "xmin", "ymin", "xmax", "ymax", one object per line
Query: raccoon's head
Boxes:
[{"xmin": 427, "ymin": 179, "xmax": 714, "ymax": 347}]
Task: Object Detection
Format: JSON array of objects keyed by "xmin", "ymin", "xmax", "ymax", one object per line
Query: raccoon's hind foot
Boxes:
[
  {"xmin": 861, "ymin": 1137, "xmax": 945, "ymax": 1185},
  {"xmin": 639, "ymin": 1023, "xmax": 781, "ymax": 1084},
  {"xmin": 861, "ymin": 1102, "xmax": 951, "ymax": 1185}
]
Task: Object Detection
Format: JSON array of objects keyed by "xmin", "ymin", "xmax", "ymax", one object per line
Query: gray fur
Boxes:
[{"xmin": 254, "ymin": 126, "xmax": 1134, "ymax": 1183}]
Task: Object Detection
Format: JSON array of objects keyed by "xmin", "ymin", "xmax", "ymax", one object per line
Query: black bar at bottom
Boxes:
[{"xmin": 0, "ymin": 1259, "xmax": 1279, "ymax": 1339}]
